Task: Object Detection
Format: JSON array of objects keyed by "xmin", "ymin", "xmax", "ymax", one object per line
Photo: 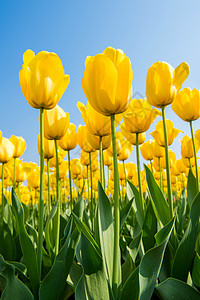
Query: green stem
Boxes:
[
  {"xmin": 190, "ymin": 121, "xmax": 199, "ymax": 192},
  {"xmin": 159, "ymin": 157, "xmax": 162, "ymax": 190},
  {"xmin": 67, "ymin": 150, "xmax": 73, "ymax": 211},
  {"xmin": 54, "ymin": 139, "xmax": 60, "ymax": 256},
  {"xmin": 99, "ymin": 136, "xmax": 105, "ymax": 189},
  {"xmin": 89, "ymin": 152, "xmax": 94, "ymax": 231},
  {"xmin": 111, "ymin": 114, "xmax": 120, "ymax": 296},
  {"xmin": 107, "ymin": 166, "xmax": 109, "ymax": 194},
  {"xmin": 13, "ymin": 157, "xmax": 16, "ymax": 190},
  {"xmin": 136, "ymin": 133, "xmax": 144, "ymax": 217},
  {"xmin": 1, "ymin": 163, "xmax": 4, "ymax": 220},
  {"xmin": 37, "ymin": 107, "xmax": 44, "ymax": 278},
  {"xmin": 123, "ymin": 160, "xmax": 127, "ymax": 185},
  {"xmin": 161, "ymin": 106, "xmax": 173, "ymax": 218},
  {"xmin": 47, "ymin": 158, "xmax": 50, "ymax": 216}
]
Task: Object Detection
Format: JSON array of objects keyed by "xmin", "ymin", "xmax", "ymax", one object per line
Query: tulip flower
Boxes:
[
  {"xmin": 19, "ymin": 49, "xmax": 70, "ymax": 277},
  {"xmin": 146, "ymin": 61, "xmax": 189, "ymax": 217},
  {"xmin": 180, "ymin": 135, "xmax": 196, "ymax": 159},
  {"xmin": 77, "ymin": 101, "xmax": 122, "ymax": 136},
  {"xmin": 151, "ymin": 120, "xmax": 183, "ymax": 147},
  {"xmin": 9, "ymin": 135, "xmax": 26, "ymax": 159},
  {"xmin": 82, "ymin": 46, "xmax": 134, "ymax": 291},
  {"xmin": 171, "ymin": 88, "xmax": 200, "ymax": 190},
  {"xmin": 86, "ymin": 131, "xmax": 111, "ymax": 151},
  {"xmin": 38, "ymin": 135, "xmax": 54, "ymax": 159},
  {"xmin": 58, "ymin": 122, "xmax": 78, "ymax": 208},
  {"xmin": 140, "ymin": 140, "xmax": 154, "ymax": 162},
  {"xmin": 171, "ymin": 88, "xmax": 200, "ymax": 122},
  {"xmin": 146, "ymin": 61, "xmax": 189, "ymax": 108},
  {"xmin": 19, "ymin": 49, "xmax": 70, "ymax": 110},
  {"xmin": 120, "ymin": 123, "xmax": 146, "ymax": 145},
  {"xmin": 123, "ymin": 98, "xmax": 161, "ymax": 133},
  {"xmin": 82, "ymin": 46, "xmax": 133, "ymax": 116}
]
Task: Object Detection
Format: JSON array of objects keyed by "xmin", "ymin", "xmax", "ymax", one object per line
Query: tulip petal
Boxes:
[{"xmin": 174, "ymin": 62, "xmax": 190, "ymax": 91}]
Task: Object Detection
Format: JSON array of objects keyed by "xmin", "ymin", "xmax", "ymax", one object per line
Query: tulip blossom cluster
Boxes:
[{"xmin": 1, "ymin": 46, "xmax": 200, "ymax": 299}]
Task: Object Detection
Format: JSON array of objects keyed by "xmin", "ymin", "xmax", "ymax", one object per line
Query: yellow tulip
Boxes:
[
  {"xmin": 140, "ymin": 139, "xmax": 154, "ymax": 161},
  {"xmin": 82, "ymin": 46, "xmax": 133, "ymax": 116},
  {"xmin": 80, "ymin": 150, "xmax": 98, "ymax": 166},
  {"xmin": 71, "ymin": 159, "xmax": 83, "ymax": 178},
  {"xmin": 19, "ymin": 49, "xmax": 70, "ymax": 109},
  {"xmin": 0, "ymin": 131, "xmax": 2, "ymax": 145},
  {"xmin": 0, "ymin": 138, "xmax": 15, "ymax": 163},
  {"xmin": 58, "ymin": 123, "xmax": 77, "ymax": 151},
  {"xmin": 171, "ymin": 88, "xmax": 200, "ymax": 122},
  {"xmin": 27, "ymin": 166, "xmax": 40, "ymax": 189},
  {"xmin": 9, "ymin": 159, "xmax": 31, "ymax": 183},
  {"xmin": 43, "ymin": 105, "xmax": 70, "ymax": 140},
  {"xmin": 176, "ymin": 159, "xmax": 187, "ymax": 173},
  {"xmin": 151, "ymin": 120, "xmax": 183, "ymax": 146},
  {"xmin": 146, "ymin": 61, "xmax": 189, "ymax": 108},
  {"xmin": 77, "ymin": 101, "xmax": 122, "ymax": 136},
  {"xmin": 86, "ymin": 130, "xmax": 111, "ymax": 150},
  {"xmin": 153, "ymin": 141, "xmax": 165, "ymax": 158},
  {"xmin": 59, "ymin": 161, "xmax": 68, "ymax": 179},
  {"xmin": 9, "ymin": 135, "xmax": 26, "ymax": 158},
  {"xmin": 117, "ymin": 139, "xmax": 133, "ymax": 161},
  {"xmin": 38, "ymin": 135, "xmax": 54, "ymax": 159},
  {"xmin": 77, "ymin": 125, "xmax": 95, "ymax": 153},
  {"xmin": 107, "ymin": 132, "xmax": 125, "ymax": 157},
  {"xmin": 120, "ymin": 123, "xmax": 146, "ymax": 145},
  {"xmin": 123, "ymin": 98, "xmax": 161, "ymax": 133},
  {"xmin": 126, "ymin": 162, "xmax": 137, "ymax": 180},
  {"xmin": 103, "ymin": 150, "xmax": 113, "ymax": 166},
  {"xmin": 180, "ymin": 135, "xmax": 199, "ymax": 159}
]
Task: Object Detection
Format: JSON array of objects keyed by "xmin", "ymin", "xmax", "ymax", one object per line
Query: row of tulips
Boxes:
[{"xmin": 0, "ymin": 46, "xmax": 200, "ymax": 299}]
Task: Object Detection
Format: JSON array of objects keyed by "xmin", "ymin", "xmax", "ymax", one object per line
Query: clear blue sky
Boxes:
[{"xmin": 1, "ymin": 0, "xmax": 200, "ymax": 165}]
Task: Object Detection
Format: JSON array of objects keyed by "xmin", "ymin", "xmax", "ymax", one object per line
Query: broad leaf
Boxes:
[
  {"xmin": 172, "ymin": 191, "xmax": 200, "ymax": 281},
  {"xmin": 155, "ymin": 277, "xmax": 200, "ymax": 299},
  {"xmin": 144, "ymin": 165, "xmax": 171, "ymax": 226},
  {"xmin": 139, "ymin": 218, "xmax": 174, "ymax": 300}
]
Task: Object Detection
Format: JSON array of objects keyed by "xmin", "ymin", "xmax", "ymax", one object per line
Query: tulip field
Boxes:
[{"xmin": 1, "ymin": 47, "xmax": 200, "ymax": 300}]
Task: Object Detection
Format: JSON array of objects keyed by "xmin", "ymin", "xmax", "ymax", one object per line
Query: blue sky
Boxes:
[{"xmin": 1, "ymin": 0, "xmax": 200, "ymax": 165}]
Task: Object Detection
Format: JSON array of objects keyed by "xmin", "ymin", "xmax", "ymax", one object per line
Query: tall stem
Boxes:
[
  {"xmin": 1, "ymin": 163, "xmax": 4, "ymax": 220},
  {"xmin": 136, "ymin": 133, "xmax": 144, "ymax": 217},
  {"xmin": 47, "ymin": 158, "xmax": 50, "ymax": 216},
  {"xmin": 89, "ymin": 152, "xmax": 94, "ymax": 230},
  {"xmin": 99, "ymin": 136, "xmax": 105, "ymax": 189},
  {"xmin": 38, "ymin": 107, "xmax": 44, "ymax": 278},
  {"xmin": 161, "ymin": 106, "xmax": 173, "ymax": 218},
  {"xmin": 54, "ymin": 139, "xmax": 60, "ymax": 256},
  {"xmin": 111, "ymin": 114, "xmax": 120, "ymax": 295},
  {"xmin": 13, "ymin": 157, "xmax": 16, "ymax": 190},
  {"xmin": 190, "ymin": 121, "xmax": 199, "ymax": 192},
  {"xmin": 67, "ymin": 150, "xmax": 73, "ymax": 211}
]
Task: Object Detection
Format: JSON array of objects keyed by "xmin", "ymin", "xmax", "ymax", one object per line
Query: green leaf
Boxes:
[
  {"xmin": 73, "ymin": 212, "xmax": 100, "ymax": 256},
  {"xmin": 172, "ymin": 191, "xmax": 200, "ymax": 282},
  {"xmin": 120, "ymin": 197, "xmax": 133, "ymax": 232},
  {"xmin": 39, "ymin": 218, "xmax": 75, "ymax": 300},
  {"xmin": 128, "ymin": 231, "xmax": 142, "ymax": 263},
  {"xmin": 121, "ymin": 266, "xmax": 140, "ymax": 300},
  {"xmin": 192, "ymin": 252, "xmax": 200, "ymax": 288},
  {"xmin": 0, "ymin": 254, "xmax": 33, "ymax": 300},
  {"xmin": 0, "ymin": 221, "xmax": 16, "ymax": 260},
  {"xmin": 126, "ymin": 180, "xmax": 144, "ymax": 228},
  {"xmin": 144, "ymin": 165, "xmax": 171, "ymax": 226},
  {"xmin": 139, "ymin": 218, "xmax": 174, "ymax": 300},
  {"xmin": 44, "ymin": 201, "xmax": 58, "ymax": 260},
  {"xmin": 155, "ymin": 277, "xmax": 200, "ymax": 299},
  {"xmin": 142, "ymin": 200, "xmax": 157, "ymax": 252},
  {"xmin": 75, "ymin": 233, "xmax": 109, "ymax": 300},
  {"xmin": 11, "ymin": 189, "xmax": 39, "ymax": 298},
  {"xmin": 98, "ymin": 182, "xmax": 114, "ymax": 283},
  {"xmin": 187, "ymin": 169, "xmax": 198, "ymax": 207}
]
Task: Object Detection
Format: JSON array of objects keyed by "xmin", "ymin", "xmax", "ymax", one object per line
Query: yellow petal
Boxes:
[
  {"xmin": 23, "ymin": 49, "xmax": 35, "ymax": 65},
  {"xmin": 174, "ymin": 62, "xmax": 190, "ymax": 91}
]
